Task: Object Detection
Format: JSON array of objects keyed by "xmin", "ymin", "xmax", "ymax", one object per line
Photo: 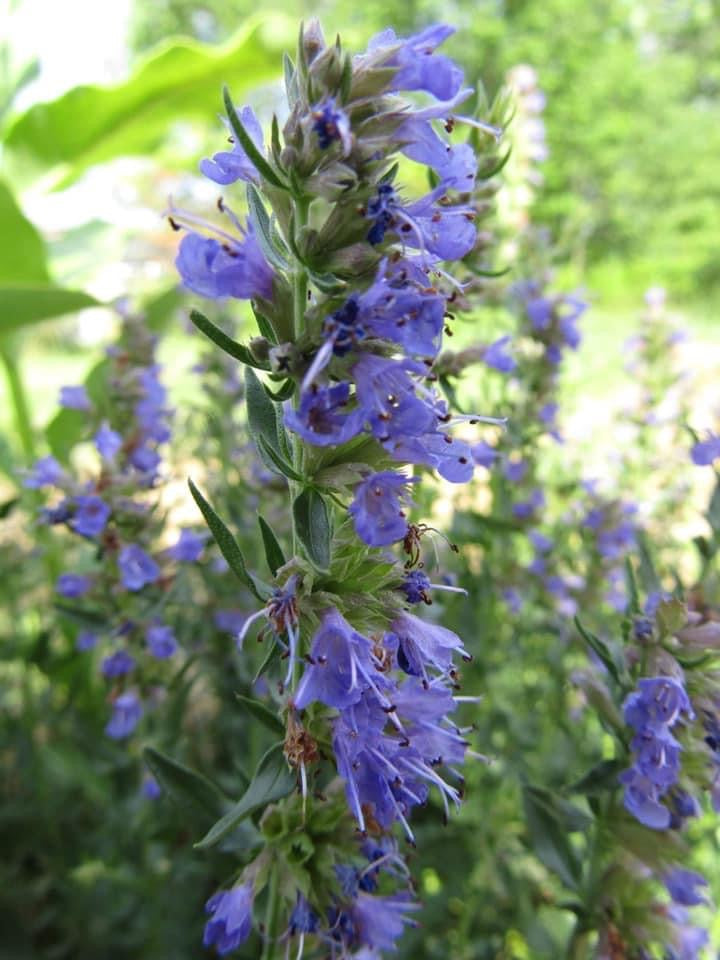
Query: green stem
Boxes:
[
  {"xmin": 261, "ymin": 864, "xmax": 280, "ymax": 960},
  {"xmin": 0, "ymin": 338, "xmax": 35, "ymax": 463}
]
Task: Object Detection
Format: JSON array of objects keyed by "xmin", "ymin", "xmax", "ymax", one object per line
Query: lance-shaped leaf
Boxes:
[
  {"xmin": 144, "ymin": 746, "xmax": 226, "ymax": 819},
  {"xmin": 257, "ymin": 436, "xmax": 303, "ymax": 481},
  {"xmin": 190, "ymin": 309, "xmax": 269, "ymax": 369},
  {"xmin": 188, "ymin": 478, "xmax": 268, "ymax": 600},
  {"xmin": 574, "ymin": 616, "xmax": 624, "ymax": 686},
  {"xmin": 236, "ymin": 693, "xmax": 285, "ymax": 736},
  {"xmin": 293, "ymin": 488, "xmax": 331, "ymax": 572},
  {"xmin": 258, "ymin": 515, "xmax": 286, "ymax": 577},
  {"xmin": 245, "ymin": 367, "xmax": 294, "ymax": 473},
  {"xmin": 246, "ymin": 184, "xmax": 289, "ymax": 271},
  {"xmin": 195, "ymin": 743, "xmax": 295, "ymax": 849},
  {"xmin": 223, "ymin": 85, "xmax": 287, "ymax": 190}
]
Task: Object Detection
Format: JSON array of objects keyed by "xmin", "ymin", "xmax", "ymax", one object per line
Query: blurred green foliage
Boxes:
[{"xmin": 128, "ymin": 0, "xmax": 720, "ymax": 299}]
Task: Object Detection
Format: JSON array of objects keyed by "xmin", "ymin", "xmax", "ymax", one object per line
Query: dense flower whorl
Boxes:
[{"xmin": 620, "ymin": 676, "xmax": 694, "ymax": 829}]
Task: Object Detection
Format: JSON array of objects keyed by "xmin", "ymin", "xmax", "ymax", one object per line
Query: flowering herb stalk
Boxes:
[{"xmin": 172, "ymin": 20, "xmax": 506, "ymax": 958}]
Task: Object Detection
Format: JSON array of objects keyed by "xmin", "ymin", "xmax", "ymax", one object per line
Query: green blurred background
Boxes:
[{"xmin": 2, "ymin": 0, "xmax": 719, "ymax": 472}]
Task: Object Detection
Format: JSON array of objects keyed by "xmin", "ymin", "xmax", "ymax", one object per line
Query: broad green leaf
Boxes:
[
  {"xmin": 195, "ymin": 743, "xmax": 294, "ymax": 849},
  {"xmin": 0, "ymin": 181, "xmax": 49, "ymax": 284},
  {"xmin": 190, "ymin": 309, "xmax": 269, "ymax": 369},
  {"xmin": 258, "ymin": 514, "xmax": 286, "ymax": 577},
  {"xmin": 1, "ymin": 287, "xmax": 101, "ymax": 333},
  {"xmin": 293, "ymin": 488, "xmax": 331, "ymax": 572},
  {"xmin": 5, "ymin": 21, "xmax": 281, "ymax": 182},
  {"xmin": 143, "ymin": 746, "xmax": 226, "ymax": 818},
  {"xmin": 188, "ymin": 478, "xmax": 268, "ymax": 601},
  {"xmin": 235, "ymin": 693, "xmax": 285, "ymax": 736}
]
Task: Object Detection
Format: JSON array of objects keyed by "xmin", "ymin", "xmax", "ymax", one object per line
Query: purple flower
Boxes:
[
  {"xmin": 401, "ymin": 569, "xmax": 431, "ymax": 604},
  {"xmin": 168, "ymin": 527, "xmax": 206, "ymax": 563},
  {"xmin": 366, "ymin": 24, "xmax": 465, "ymax": 101},
  {"xmin": 311, "ymin": 98, "xmax": 352, "ymax": 152},
  {"xmin": 471, "ymin": 441, "xmax": 497, "ymax": 468},
  {"xmin": 118, "ymin": 544, "xmax": 160, "ymax": 591},
  {"xmin": 56, "ymin": 573, "xmax": 91, "ymax": 598},
  {"xmin": 75, "ymin": 631, "xmax": 98, "ymax": 651},
  {"xmin": 512, "ymin": 487, "xmax": 545, "ymax": 518},
  {"xmin": 24, "ymin": 455, "xmax": 64, "ymax": 489},
  {"xmin": 350, "ymin": 892, "xmax": 419, "ymax": 953},
  {"xmin": 203, "ymin": 883, "xmax": 254, "ymax": 955},
  {"xmin": 176, "ymin": 222, "xmax": 273, "ymax": 301},
  {"xmin": 94, "ymin": 422, "xmax": 123, "ymax": 460},
  {"xmin": 285, "ymin": 382, "xmax": 362, "ymax": 447},
  {"xmin": 623, "ymin": 677, "xmax": 694, "ymax": 731},
  {"xmin": 200, "ymin": 105, "xmax": 263, "ymax": 185},
  {"xmin": 665, "ymin": 869, "xmax": 708, "ymax": 907},
  {"xmin": 503, "ymin": 458, "xmax": 527, "ymax": 483},
  {"xmin": 364, "ymin": 182, "xmax": 477, "ymax": 261},
  {"xmin": 483, "ymin": 335, "xmax": 516, "ymax": 373},
  {"xmin": 528, "ymin": 530, "xmax": 553, "ymax": 553},
  {"xmin": 349, "ymin": 471, "xmax": 414, "ymax": 547},
  {"xmin": 146, "ymin": 623, "xmax": 178, "ymax": 659},
  {"xmin": 294, "ymin": 608, "xmax": 386, "ymax": 711},
  {"xmin": 59, "ymin": 385, "xmax": 91, "ymax": 411},
  {"xmin": 619, "ymin": 767, "xmax": 671, "ymax": 829},
  {"xmin": 398, "ymin": 116, "xmax": 477, "ymax": 189},
  {"xmin": 105, "ymin": 692, "xmax": 142, "ymax": 739},
  {"xmin": 71, "ymin": 495, "xmax": 111, "ymax": 538},
  {"xmin": 214, "ymin": 609, "xmax": 247, "ymax": 634},
  {"xmin": 691, "ymin": 432, "xmax": 720, "ymax": 466},
  {"xmin": 142, "ymin": 775, "xmax": 162, "ymax": 800},
  {"xmin": 387, "ymin": 610, "xmax": 469, "ymax": 682},
  {"xmin": 101, "ymin": 650, "xmax": 136, "ymax": 678}
]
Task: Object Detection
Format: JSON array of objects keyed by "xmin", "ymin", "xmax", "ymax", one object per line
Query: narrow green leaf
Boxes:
[
  {"xmin": 254, "ymin": 641, "xmax": 281, "ymax": 683},
  {"xmin": 245, "ymin": 367, "xmax": 281, "ymax": 446},
  {"xmin": 339, "ymin": 52, "xmax": 353, "ymax": 104},
  {"xmin": 188, "ymin": 478, "xmax": 267, "ymax": 601},
  {"xmin": 195, "ymin": 743, "xmax": 295, "ymax": 849},
  {"xmin": 246, "ymin": 184, "xmax": 289, "ymax": 271},
  {"xmin": 143, "ymin": 746, "xmax": 225, "ymax": 818},
  {"xmin": 282, "ymin": 53, "xmax": 298, "ymax": 105},
  {"xmin": 293, "ymin": 488, "xmax": 331, "ymax": 572},
  {"xmin": 308, "ymin": 270, "xmax": 347, "ymax": 294},
  {"xmin": 257, "ymin": 435, "xmax": 303, "ymax": 481},
  {"xmin": 223, "ymin": 85, "xmax": 287, "ymax": 190},
  {"xmin": 235, "ymin": 693, "xmax": 284, "ymax": 735},
  {"xmin": 574, "ymin": 617, "xmax": 623, "ymax": 685},
  {"xmin": 264, "ymin": 379, "xmax": 295, "ymax": 402},
  {"xmin": 190, "ymin": 309, "xmax": 269, "ymax": 369},
  {"xmin": 252, "ymin": 306, "xmax": 278, "ymax": 343},
  {"xmin": 271, "ymin": 113, "xmax": 284, "ymax": 167},
  {"xmin": 258, "ymin": 514, "xmax": 286, "ymax": 576}
]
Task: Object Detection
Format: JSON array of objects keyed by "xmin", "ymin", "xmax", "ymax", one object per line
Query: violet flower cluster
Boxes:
[
  {"xmin": 172, "ymin": 20, "xmax": 503, "ymax": 958},
  {"xmin": 25, "ymin": 319, "xmax": 206, "ymax": 740}
]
